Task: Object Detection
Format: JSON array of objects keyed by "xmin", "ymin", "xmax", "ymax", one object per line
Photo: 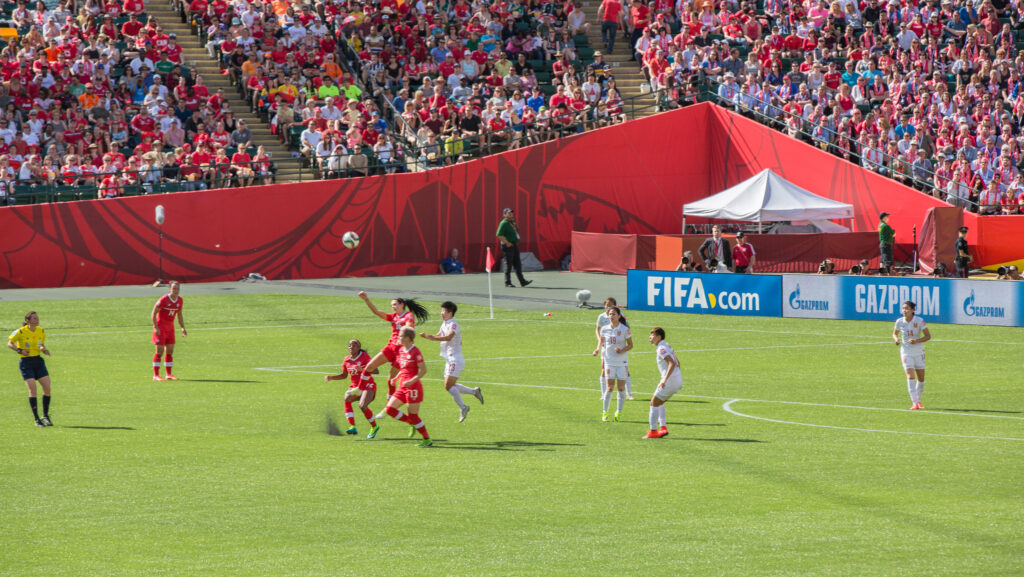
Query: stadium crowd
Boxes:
[
  {"xmin": 5, "ymin": 0, "xmax": 1024, "ymax": 216},
  {"xmin": 0, "ymin": 0, "xmax": 281, "ymax": 206},
  {"xmin": 666, "ymin": 0, "xmax": 1024, "ymax": 214},
  {"xmin": 194, "ymin": 0, "xmax": 641, "ymax": 175}
]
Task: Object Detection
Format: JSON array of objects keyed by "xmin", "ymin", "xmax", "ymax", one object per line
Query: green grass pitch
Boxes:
[{"xmin": 1, "ymin": 293, "xmax": 1021, "ymax": 577}]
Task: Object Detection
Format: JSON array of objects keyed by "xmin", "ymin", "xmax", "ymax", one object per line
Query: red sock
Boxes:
[
  {"xmin": 407, "ymin": 414, "xmax": 429, "ymax": 439},
  {"xmin": 164, "ymin": 353, "xmax": 173, "ymax": 375},
  {"xmin": 153, "ymin": 353, "xmax": 161, "ymax": 376},
  {"xmin": 385, "ymin": 406, "xmax": 404, "ymax": 420},
  {"xmin": 343, "ymin": 401, "xmax": 355, "ymax": 426},
  {"xmin": 362, "ymin": 408, "xmax": 376, "ymax": 426}
]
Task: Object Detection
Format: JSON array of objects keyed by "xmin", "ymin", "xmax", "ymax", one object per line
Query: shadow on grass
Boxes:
[
  {"xmin": 374, "ymin": 439, "xmax": 584, "ymax": 451},
  {"xmin": 940, "ymin": 407, "xmax": 1022, "ymax": 415},
  {"xmin": 181, "ymin": 379, "xmax": 262, "ymax": 383},
  {"xmin": 619, "ymin": 421, "xmax": 726, "ymax": 427},
  {"xmin": 62, "ymin": 425, "xmax": 136, "ymax": 430},
  {"xmin": 666, "ymin": 437, "xmax": 764, "ymax": 443}
]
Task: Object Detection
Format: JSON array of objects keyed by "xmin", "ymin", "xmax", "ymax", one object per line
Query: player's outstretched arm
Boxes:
[{"xmin": 358, "ymin": 291, "xmax": 388, "ymax": 320}]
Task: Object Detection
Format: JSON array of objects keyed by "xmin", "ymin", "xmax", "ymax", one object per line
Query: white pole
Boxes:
[{"xmin": 488, "ymin": 269, "xmax": 494, "ymax": 319}]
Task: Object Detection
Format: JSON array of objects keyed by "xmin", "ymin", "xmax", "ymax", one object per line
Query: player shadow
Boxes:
[
  {"xmin": 620, "ymin": 420, "xmax": 725, "ymax": 427},
  {"xmin": 665, "ymin": 437, "xmax": 764, "ymax": 443},
  {"xmin": 940, "ymin": 407, "xmax": 1022, "ymax": 415},
  {"xmin": 375, "ymin": 439, "xmax": 583, "ymax": 451},
  {"xmin": 181, "ymin": 379, "xmax": 262, "ymax": 383},
  {"xmin": 61, "ymin": 425, "xmax": 136, "ymax": 430}
]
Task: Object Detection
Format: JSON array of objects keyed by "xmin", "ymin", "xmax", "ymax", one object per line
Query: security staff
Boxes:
[{"xmin": 954, "ymin": 226, "xmax": 971, "ymax": 278}]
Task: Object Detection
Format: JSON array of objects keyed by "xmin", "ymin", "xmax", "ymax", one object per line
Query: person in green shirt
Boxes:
[
  {"xmin": 878, "ymin": 212, "xmax": 895, "ymax": 272},
  {"xmin": 342, "ymin": 79, "xmax": 363, "ymax": 100},
  {"xmin": 495, "ymin": 208, "xmax": 532, "ymax": 288},
  {"xmin": 317, "ymin": 76, "xmax": 341, "ymax": 101}
]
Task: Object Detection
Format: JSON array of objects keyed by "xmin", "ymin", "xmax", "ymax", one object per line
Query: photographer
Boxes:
[
  {"xmin": 818, "ymin": 259, "xmax": 836, "ymax": 274},
  {"xmin": 996, "ymin": 266, "xmax": 1021, "ymax": 280},
  {"xmin": 932, "ymin": 263, "xmax": 948, "ymax": 278},
  {"xmin": 674, "ymin": 250, "xmax": 704, "ymax": 272},
  {"xmin": 858, "ymin": 259, "xmax": 872, "ymax": 275}
]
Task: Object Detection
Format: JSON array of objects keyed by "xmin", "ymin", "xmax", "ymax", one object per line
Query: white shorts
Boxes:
[
  {"xmin": 604, "ymin": 364, "xmax": 628, "ymax": 381},
  {"xmin": 901, "ymin": 353, "xmax": 926, "ymax": 370},
  {"xmin": 444, "ymin": 358, "xmax": 465, "ymax": 378},
  {"xmin": 654, "ymin": 376, "xmax": 683, "ymax": 401}
]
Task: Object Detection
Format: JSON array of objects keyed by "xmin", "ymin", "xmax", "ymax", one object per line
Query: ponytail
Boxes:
[
  {"xmin": 23, "ymin": 311, "xmax": 36, "ymax": 326},
  {"xmin": 399, "ymin": 298, "xmax": 430, "ymax": 323},
  {"xmin": 610, "ymin": 306, "xmax": 628, "ymax": 328}
]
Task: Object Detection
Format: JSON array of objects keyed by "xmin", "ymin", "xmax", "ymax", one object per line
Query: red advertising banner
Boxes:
[{"xmin": 1, "ymin": 104, "xmax": 1019, "ymax": 288}]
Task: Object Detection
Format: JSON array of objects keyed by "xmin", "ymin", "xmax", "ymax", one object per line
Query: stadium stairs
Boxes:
[
  {"xmin": 581, "ymin": 1, "xmax": 658, "ymax": 116},
  {"xmin": 147, "ymin": 2, "xmax": 307, "ymax": 182}
]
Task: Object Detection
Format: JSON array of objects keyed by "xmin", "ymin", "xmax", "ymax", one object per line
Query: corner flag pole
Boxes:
[{"xmin": 485, "ymin": 246, "xmax": 495, "ymax": 319}]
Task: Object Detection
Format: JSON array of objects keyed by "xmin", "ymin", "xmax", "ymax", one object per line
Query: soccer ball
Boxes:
[{"xmin": 342, "ymin": 231, "xmax": 360, "ymax": 249}]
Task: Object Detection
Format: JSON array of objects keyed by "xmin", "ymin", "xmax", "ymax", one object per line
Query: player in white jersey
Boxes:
[
  {"xmin": 596, "ymin": 307, "xmax": 632, "ymax": 422},
  {"xmin": 893, "ymin": 300, "xmax": 931, "ymax": 410},
  {"xmin": 593, "ymin": 297, "xmax": 633, "ymax": 399},
  {"xmin": 420, "ymin": 301, "xmax": 483, "ymax": 422},
  {"xmin": 644, "ymin": 327, "xmax": 683, "ymax": 438}
]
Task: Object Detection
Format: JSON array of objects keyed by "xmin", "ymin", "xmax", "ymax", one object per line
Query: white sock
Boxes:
[
  {"xmin": 916, "ymin": 381, "xmax": 924, "ymax": 403},
  {"xmin": 907, "ymin": 378, "xmax": 917, "ymax": 403},
  {"xmin": 448, "ymin": 387, "xmax": 467, "ymax": 409},
  {"xmin": 648, "ymin": 406, "xmax": 658, "ymax": 430},
  {"xmin": 454, "ymin": 384, "xmax": 475, "ymax": 395},
  {"xmin": 626, "ymin": 375, "xmax": 632, "ymax": 396},
  {"xmin": 659, "ymin": 405, "xmax": 667, "ymax": 427},
  {"xmin": 602, "ymin": 391, "xmax": 612, "ymax": 412},
  {"xmin": 599, "ymin": 373, "xmax": 605, "ymax": 393},
  {"xmin": 616, "ymin": 390, "xmax": 624, "ymax": 413}
]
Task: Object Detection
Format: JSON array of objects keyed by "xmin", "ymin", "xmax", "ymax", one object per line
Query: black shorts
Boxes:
[{"xmin": 19, "ymin": 356, "xmax": 48, "ymax": 381}]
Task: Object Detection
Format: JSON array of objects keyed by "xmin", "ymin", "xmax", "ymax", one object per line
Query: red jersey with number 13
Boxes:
[
  {"xmin": 155, "ymin": 295, "xmax": 183, "ymax": 325},
  {"xmin": 385, "ymin": 311, "xmax": 414, "ymax": 345},
  {"xmin": 396, "ymin": 345, "xmax": 424, "ymax": 383}
]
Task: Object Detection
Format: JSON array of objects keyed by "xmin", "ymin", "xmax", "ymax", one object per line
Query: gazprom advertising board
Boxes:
[
  {"xmin": 626, "ymin": 270, "xmax": 782, "ymax": 317},
  {"xmin": 782, "ymin": 275, "xmax": 1024, "ymax": 326}
]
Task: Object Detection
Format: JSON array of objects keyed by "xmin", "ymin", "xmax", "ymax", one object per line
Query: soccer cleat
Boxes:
[
  {"xmin": 34, "ymin": 419, "xmax": 45, "ymax": 427},
  {"xmin": 408, "ymin": 424, "xmax": 417, "ymax": 438},
  {"xmin": 152, "ymin": 376, "xmax": 164, "ymax": 381},
  {"xmin": 643, "ymin": 430, "xmax": 659, "ymax": 439},
  {"xmin": 915, "ymin": 402, "xmax": 924, "ymax": 410},
  {"xmin": 165, "ymin": 374, "xmax": 179, "ymax": 381},
  {"xmin": 366, "ymin": 424, "xmax": 380, "ymax": 439},
  {"xmin": 345, "ymin": 426, "xmax": 358, "ymax": 435},
  {"xmin": 910, "ymin": 403, "xmax": 920, "ymax": 410},
  {"xmin": 40, "ymin": 416, "xmax": 52, "ymax": 427},
  {"xmin": 473, "ymin": 387, "xmax": 484, "ymax": 405},
  {"xmin": 614, "ymin": 412, "xmax": 621, "ymax": 422},
  {"xmin": 626, "ymin": 395, "xmax": 635, "ymax": 401},
  {"xmin": 602, "ymin": 411, "xmax": 609, "ymax": 422},
  {"xmin": 418, "ymin": 438, "xmax": 433, "ymax": 448},
  {"xmin": 459, "ymin": 405, "xmax": 471, "ymax": 423},
  {"xmin": 657, "ymin": 426, "xmax": 669, "ymax": 438}
]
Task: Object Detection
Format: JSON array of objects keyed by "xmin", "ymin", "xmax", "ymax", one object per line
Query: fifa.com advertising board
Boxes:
[
  {"xmin": 626, "ymin": 271, "xmax": 783, "ymax": 317},
  {"xmin": 782, "ymin": 275, "xmax": 1024, "ymax": 327}
]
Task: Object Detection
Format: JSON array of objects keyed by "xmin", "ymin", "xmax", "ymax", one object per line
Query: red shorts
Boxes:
[
  {"xmin": 381, "ymin": 342, "xmax": 402, "ymax": 367},
  {"xmin": 392, "ymin": 382, "xmax": 424, "ymax": 405},
  {"xmin": 152, "ymin": 324, "xmax": 175, "ymax": 345},
  {"xmin": 348, "ymin": 375, "xmax": 377, "ymax": 392}
]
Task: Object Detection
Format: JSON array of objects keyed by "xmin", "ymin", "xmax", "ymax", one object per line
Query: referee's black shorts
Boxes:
[{"xmin": 18, "ymin": 356, "xmax": 48, "ymax": 381}]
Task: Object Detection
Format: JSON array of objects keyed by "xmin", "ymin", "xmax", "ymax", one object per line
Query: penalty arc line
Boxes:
[{"xmin": 722, "ymin": 399, "xmax": 1024, "ymax": 442}]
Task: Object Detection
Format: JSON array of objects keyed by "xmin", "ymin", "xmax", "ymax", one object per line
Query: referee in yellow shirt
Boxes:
[{"xmin": 8, "ymin": 311, "xmax": 53, "ymax": 427}]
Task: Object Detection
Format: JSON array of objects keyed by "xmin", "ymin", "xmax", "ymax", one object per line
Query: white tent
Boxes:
[{"xmin": 683, "ymin": 169, "xmax": 854, "ymax": 232}]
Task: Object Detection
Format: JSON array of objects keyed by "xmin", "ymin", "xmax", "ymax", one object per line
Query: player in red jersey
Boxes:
[
  {"xmin": 151, "ymin": 281, "xmax": 186, "ymax": 381},
  {"xmin": 356, "ymin": 291, "xmax": 429, "ymax": 399},
  {"xmin": 374, "ymin": 327, "xmax": 432, "ymax": 446},
  {"xmin": 325, "ymin": 339, "xmax": 381, "ymax": 438}
]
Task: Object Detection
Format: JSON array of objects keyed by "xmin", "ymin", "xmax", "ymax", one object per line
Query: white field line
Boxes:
[
  {"xmin": 42, "ymin": 316, "xmax": 1024, "ymax": 347},
  {"xmin": 722, "ymin": 400, "xmax": 1024, "ymax": 442}
]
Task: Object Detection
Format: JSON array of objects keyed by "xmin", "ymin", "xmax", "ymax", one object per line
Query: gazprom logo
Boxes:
[
  {"xmin": 963, "ymin": 290, "xmax": 1005, "ymax": 318},
  {"xmin": 855, "ymin": 283, "xmax": 940, "ymax": 316},
  {"xmin": 788, "ymin": 284, "xmax": 830, "ymax": 311},
  {"xmin": 646, "ymin": 276, "xmax": 761, "ymax": 311}
]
